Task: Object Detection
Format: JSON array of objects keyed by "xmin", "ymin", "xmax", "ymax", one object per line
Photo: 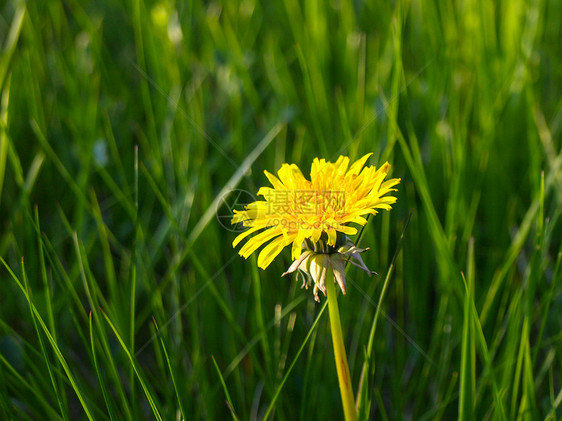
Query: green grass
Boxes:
[{"xmin": 1, "ymin": 0, "xmax": 561, "ymax": 419}]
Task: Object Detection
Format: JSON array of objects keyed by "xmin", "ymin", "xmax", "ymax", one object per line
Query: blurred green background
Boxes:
[{"xmin": 0, "ymin": 0, "xmax": 561, "ymax": 419}]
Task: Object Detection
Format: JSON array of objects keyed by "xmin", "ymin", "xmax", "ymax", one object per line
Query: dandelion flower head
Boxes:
[{"xmin": 231, "ymin": 153, "xmax": 400, "ymax": 271}]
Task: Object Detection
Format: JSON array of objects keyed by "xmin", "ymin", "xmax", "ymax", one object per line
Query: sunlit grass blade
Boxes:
[
  {"xmin": 0, "ymin": 1, "xmax": 25, "ymax": 91},
  {"xmin": 99, "ymin": 309, "xmax": 163, "ymax": 421},
  {"xmin": 88, "ymin": 190, "xmax": 119, "ymax": 306},
  {"xmin": 276, "ymin": 309, "xmax": 298, "ymax": 383},
  {"xmin": 1, "ymin": 257, "xmax": 95, "ymax": 420},
  {"xmin": 187, "ymin": 122, "xmax": 284, "ymax": 245},
  {"xmin": 469, "ymin": 294, "xmax": 507, "ymax": 420},
  {"xmin": 152, "ymin": 317, "xmax": 187, "ymax": 420},
  {"xmin": 395, "ymin": 108, "xmax": 464, "ymax": 300},
  {"xmin": 223, "ymin": 295, "xmax": 305, "ymax": 378},
  {"xmin": 534, "ymin": 246, "xmax": 562, "ymax": 367},
  {"xmin": 0, "ymin": 76, "xmax": 11, "ymax": 206},
  {"xmin": 250, "ymin": 260, "xmax": 273, "ymax": 379},
  {"xmin": 89, "ymin": 312, "xmax": 117, "ymax": 421},
  {"xmin": 517, "ymin": 339, "xmax": 537, "ymax": 420},
  {"xmin": 458, "ymin": 242, "xmax": 475, "ymax": 421},
  {"xmin": 21, "ymin": 256, "xmax": 70, "ymax": 421},
  {"xmin": 263, "ymin": 302, "xmax": 328, "ymax": 421},
  {"xmin": 129, "ymin": 145, "xmax": 139, "ymax": 417},
  {"xmin": 26, "ymin": 215, "xmax": 133, "ymax": 420},
  {"xmin": 211, "ymin": 356, "xmax": 240, "ymax": 421},
  {"xmin": 480, "ymin": 158, "xmax": 562, "ymax": 325},
  {"xmin": 356, "ymin": 210, "xmax": 412, "ymax": 418}
]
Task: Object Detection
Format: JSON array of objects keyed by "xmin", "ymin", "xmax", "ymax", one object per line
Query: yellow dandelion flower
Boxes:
[{"xmin": 232, "ymin": 154, "xmax": 400, "ymax": 295}]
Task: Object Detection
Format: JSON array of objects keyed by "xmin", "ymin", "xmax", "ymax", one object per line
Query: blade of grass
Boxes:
[
  {"xmin": 1, "ymin": 257, "xmax": 95, "ymax": 421},
  {"xmin": 0, "ymin": 1, "xmax": 25, "ymax": 91},
  {"xmin": 250, "ymin": 259, "xmax": 273, "ymax": 379},
  {"xmin": 458, "ymin": 241, "xmax": 475, "ymax": 421},
  {"xmin": 356, "ymin": 210, "xmax": 412, "ymax": 416},
  {"xmin": 129, "ymin": 145, "xmax": 139, "ymax": 417},
  {"xmin": 224, "ymin": 294, "xmax": 305, "ymax": 378},
  {"xmin": 21, "ymin": 257, "xmax": 70, "ymax": 421},
  {"xmin": 152, "ymin": 317, "xmax": 187, "ymax": 420},
  {"xmin": 263, "ymin": 301, "xmax": 328, "ymax": 421},
  {"xmin": 144, "ymin": 122, "xmax": 284, "ymax": 314},
  {"xmin": 89, "ymin": 312, "xmax": 118, "ymax": 421},
  {"xmin": 533, "ymin": 246, "xmax": 562, "ymax": 367},
  {"xmin": 517, "ymin": 339, "xmax": 537, "ymax": 420},
  {"xmin": 88, "ymin": 190, "xmax": 119, "ymax": 306},
  {"xmin": 0, "ymin": 352, "xmax": 60, "ymax": 420},
  {"xmin": 0, "ymin": 76, "xmax": 11, "ymax": 206},
  {"xmin": 99, "ymin": 309, "xmax": 163, "ymax": 421},
  {"xmin": 396, "ymin": 119, "xmax": 463, "ymax": 299},
  {"xmin": 61, "ymin": 227, "xmax": 132, "ymax": 420},
  {"xmin": 480, "ymin": 153, "xmax": 562, "ymax": 325},
  {"xmin": 187, "ymin": 122, "xmax": 284, "ymax": 245},
  {"xmin": 211, "ymin": 356, "xmax": 240, "ymax": 421}
]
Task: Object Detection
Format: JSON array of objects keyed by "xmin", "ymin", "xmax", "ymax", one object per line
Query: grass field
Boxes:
[{"xmin": 1, "ymin": 0, "xmax": 561, "ymax": 419}]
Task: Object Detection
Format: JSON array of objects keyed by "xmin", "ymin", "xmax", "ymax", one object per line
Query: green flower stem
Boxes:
[{"xmin": 326, "ymin": 270, "xmax": 357, "ymax": 421}]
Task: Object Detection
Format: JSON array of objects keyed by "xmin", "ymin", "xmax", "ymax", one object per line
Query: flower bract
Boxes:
[{"xmin": 281, "ymin": 237, "xmax": 374, "ymax": 302}]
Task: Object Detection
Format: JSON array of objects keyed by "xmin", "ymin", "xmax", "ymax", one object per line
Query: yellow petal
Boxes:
[
  {"xmin": 232, "ymin": 201, "xmax": 270, "ymax": 224},
  {"xmin": 380, "ymin": 177, "xmax": 401, "ymax": 191},
  {"xmin": 239, "ymin": 228, "xmax": 282, "ymax": 258},
  {"xmin": 231, "ymin": 209, "xmax": 248, "ymax": 224},
  {"xmin": 257, "ymin": 186, "xmax": 275, "ymax": 197},
  {"xmin": 337, "ymin": 225, "xmax": 357, "ymax": 236},
  {"xmin": 232, "ymin": 225, "xmax": 264, "ymax": 248},
  {"xmin": 277, "ymin": 164, "xmax": 307, "ymax": 189},
  {"xmin": 264, "ymin": 170, "xmax": 285, "ymax": 190},
  {"xmin": 326, "ymin": 227, "xmax": 337, "ymax": 246},
  {"xmin": 311, "ymin": 228, "xmax": 323, "ymax": 243},
  {"xmin": 347, "ymin": 153, "xmax": 372, "ymax": 176},
  {"xmin": 341, "ymin": 214, "xmax": 368, "ymax": 225},
  {"xmin": 310, "ymin": 158, "xmax": 327, "ymax": 179},
  {"xmin": 292, "ymin": 229, "xmax": 307, "ymax": 260},
  {"xmin": 334, "ymin": 155, "xmax": 350, "ymax": 176},
  {"xmin": 257, "ymin": 236, "xmax": 287, "ymax": 269},
  {"xmin": 374, "ymin": 196, "xmax": 398, "ymax": 208}
]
